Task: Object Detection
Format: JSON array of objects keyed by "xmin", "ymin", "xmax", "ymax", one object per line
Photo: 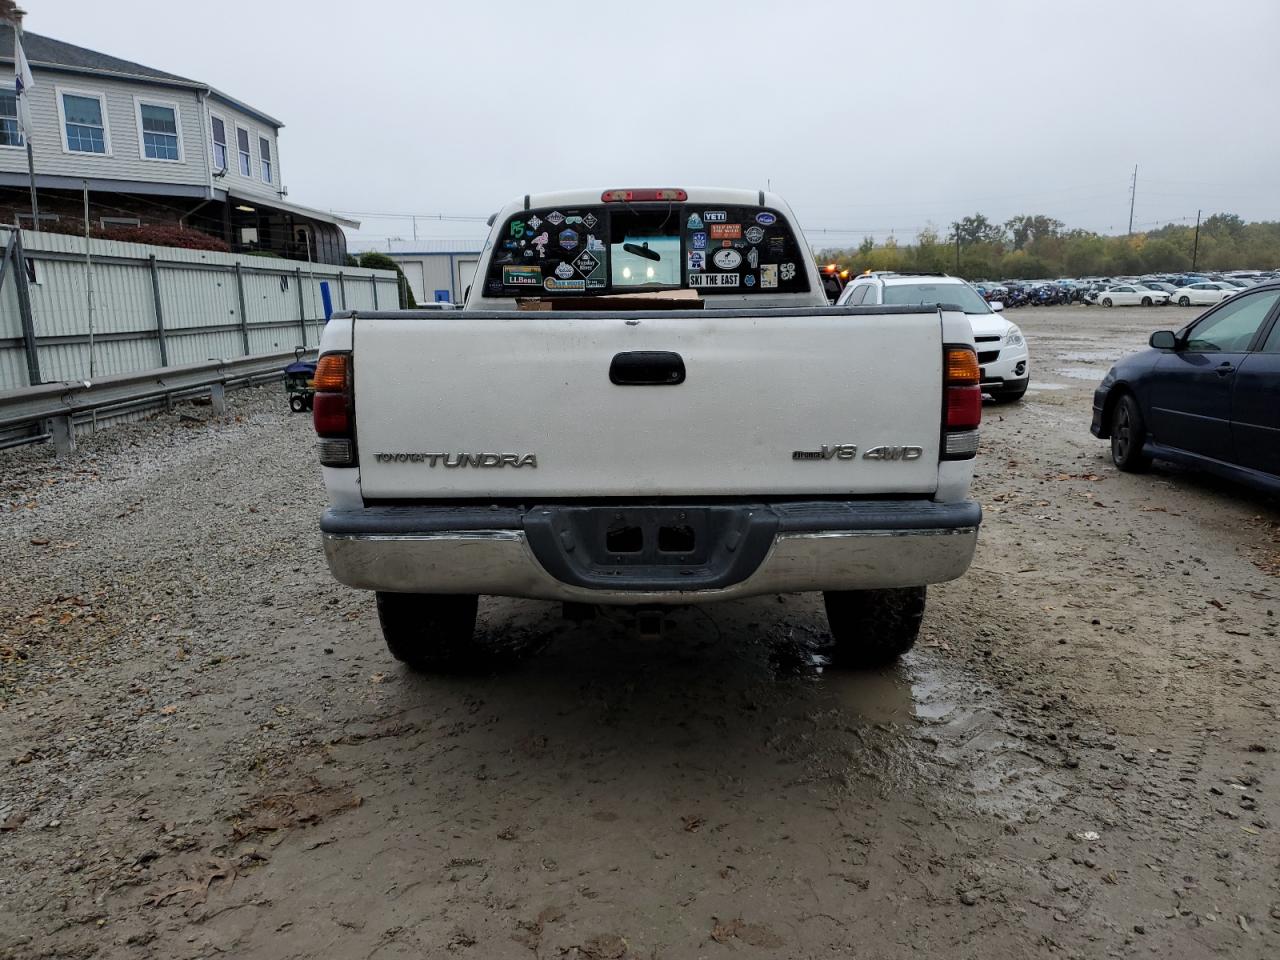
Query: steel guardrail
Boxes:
[{"xmin": 0, "ymin": 350, "xmax": 311, "ymax": 431}]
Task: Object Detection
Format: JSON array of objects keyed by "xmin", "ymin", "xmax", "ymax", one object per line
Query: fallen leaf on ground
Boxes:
[
  {"xmin": 711, "ymin": 917, "xmax": 784, "ymax": 948},
  {"xmin": 681, "ymin": 814, "xmax": 705, "ymax": 833},
  {"xmin": 144, "ymin": 857, "xmax": 237, "ymax": 911},
  {"xmin": 582, "ymin": 933, "xmax": 628, "ymax": 959},
  {"xmin": 230, "ymin": 780, "xmax": 362, "ymax": 840},
  {"xmin": 159, "ymin": 705, "xmax": 178, "ymax": 715}
]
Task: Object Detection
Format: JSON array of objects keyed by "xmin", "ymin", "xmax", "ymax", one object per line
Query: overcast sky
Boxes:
[{"xmin": 27, "ymin": 0, "xmax": 1280, "ymax": 251}]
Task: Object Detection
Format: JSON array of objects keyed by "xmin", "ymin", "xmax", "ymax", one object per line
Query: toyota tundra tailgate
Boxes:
[{"xmin": 350, "ymin": 307, "xmax": 945, "ymax": 500}]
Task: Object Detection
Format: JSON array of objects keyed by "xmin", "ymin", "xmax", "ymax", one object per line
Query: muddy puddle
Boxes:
[
  {"xmin": 1058, "ymin": 350, "xmax": 1123, "ymax": 363},
  {"xmin": 819, "ymin": 649, "xmax": 1067, "ymax": 820},
  {"xmin": 427, "ymin": 599, "xmax": 1070, "ymax": 825},
  {"xmin": 1056, "ymin": 366, "xmax": 1106, "ymax": 381}
]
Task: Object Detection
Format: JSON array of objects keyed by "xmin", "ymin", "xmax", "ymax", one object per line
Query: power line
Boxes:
[{"xmin": 331, "ymin": 210, "xmax": 490, "ymax": 222}]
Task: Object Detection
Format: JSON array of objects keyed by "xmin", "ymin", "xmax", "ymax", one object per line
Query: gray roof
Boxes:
[{"xmin": 0, "ymin": 26, "xmax": 283, "ymax": 128}]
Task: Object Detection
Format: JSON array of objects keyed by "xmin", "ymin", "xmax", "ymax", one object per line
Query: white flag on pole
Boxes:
[{"xmin": 15, "ymin": 30, "xmax": 34, "ymax": 142}]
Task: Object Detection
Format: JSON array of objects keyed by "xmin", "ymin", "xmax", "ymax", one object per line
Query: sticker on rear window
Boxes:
[
  {"xmin": 503, "ymin": 265, "xmax": 541, "ymax": 286},
  {"xmin": 688, "ymin": 272, "xmax": 739, "ymax": 287},
  {"xmin": 712, "ymin": 248, "xmax": 742, "ymax": 270}
]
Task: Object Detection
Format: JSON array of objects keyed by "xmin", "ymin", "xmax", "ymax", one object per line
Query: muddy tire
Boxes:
[
  {"xmin": 1110, "ymin": 393, "xmax": 1152, "ymax": 473},
  {"xmin": 375, "ymin": 592, "xmax": 479, "ymax": 672},
  {"xmin": 823, "ymin": 587, "xmax": 926, "ymax": 668}
]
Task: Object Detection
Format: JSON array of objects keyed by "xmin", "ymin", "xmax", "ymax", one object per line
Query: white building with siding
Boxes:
[
  {"xmin": 0, "ymin": 26, "xmax": 356, "ymax": 263},
  {"xmin": 383, "ymin": 241, "xmax": 484, "ymax": 305}
]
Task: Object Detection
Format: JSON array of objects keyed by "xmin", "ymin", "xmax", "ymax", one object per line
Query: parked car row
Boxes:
[{"xmin": 967, "ymin": 271, "xmax": 1280, "ymax": 309}]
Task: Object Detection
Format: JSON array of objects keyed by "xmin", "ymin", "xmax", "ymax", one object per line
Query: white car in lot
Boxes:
[
  {"xmin": 838, "ymin": 273, "xmax": 1029, "ymax": 402},
  {"xmin": 1096, "ymin": 284, "xmax": 1171, "ymax": 307},
  {"xmin": 1173, "ymin": 281, "xmax": 1240, "ymax": 306}
]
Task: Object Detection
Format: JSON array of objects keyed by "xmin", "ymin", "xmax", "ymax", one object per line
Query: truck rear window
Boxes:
[{"xmin": 482, "ymin": 204, "xmax": 810, "ymax": 297}]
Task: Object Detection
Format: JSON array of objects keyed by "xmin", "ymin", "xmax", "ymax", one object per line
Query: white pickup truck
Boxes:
[{"xmin": 313, "ymin": 188, "xmax": 982, "ymax": 670}]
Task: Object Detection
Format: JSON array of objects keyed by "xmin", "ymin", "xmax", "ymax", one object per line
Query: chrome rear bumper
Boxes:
[{"xmin": 321, "ymin": 501, "xmax": 980, "ymax": 605}]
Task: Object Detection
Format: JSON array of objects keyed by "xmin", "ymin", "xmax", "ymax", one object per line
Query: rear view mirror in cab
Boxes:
[{"xmin": 1149, "ymin": 330, "xmax": 1178, "ymax": 350}]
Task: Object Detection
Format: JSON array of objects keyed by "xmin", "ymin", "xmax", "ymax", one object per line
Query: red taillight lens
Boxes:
[
  {"xmin": 946, "ymin": 385, "xmax": 982, "ymax": 430},
  {"xmin": 943, "ymin": 346, "xmax": 981, "ymax": 457},
  {"xmin": 312, "ymin": 353, "xmax": 353, "ymax": 459},
  {"xmin": 312, "ymin": 392, "xmax": 350, "ymax": 437}
]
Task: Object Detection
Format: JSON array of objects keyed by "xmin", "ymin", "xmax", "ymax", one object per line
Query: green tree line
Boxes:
[{"xmin": 816, "ymin": 213, "xmax": 1280, "ymax": 280}]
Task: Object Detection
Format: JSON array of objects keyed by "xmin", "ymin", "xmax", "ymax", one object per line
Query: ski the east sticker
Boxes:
[{"xmin": 687, "ymin": 272, "xmax": 740, "ymax": 287}]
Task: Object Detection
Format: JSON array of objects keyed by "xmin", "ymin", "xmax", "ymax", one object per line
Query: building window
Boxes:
[
  {"xmin": 137, "ymin": 100, "xmax": 181, "ymax": 161},
  {"xmin": 236, "ymin": 126, "xmax": 251, "ymax": 177},
  {"xmin": 211, "ymin": 115, "xmax": 227, "ymax": 170},
  {"xmin": 60, "ymin": 91, "xmax": 109, "ymax": 154},
  {"xmin": 259, "ymin": 136, "xmax": 272, "ymax": 183},
  {"xmin": 0, "ymin": 91, "xmax": 22, "ymax": 148}
]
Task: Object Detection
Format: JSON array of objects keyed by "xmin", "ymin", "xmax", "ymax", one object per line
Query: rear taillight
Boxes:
[
  {"xmin": 942, "ymin": 346, "xmax": 981, "ymax": 459},
  {"xmin": 313, "ymin": 352, "xmax": 355, "ymax": 466}
]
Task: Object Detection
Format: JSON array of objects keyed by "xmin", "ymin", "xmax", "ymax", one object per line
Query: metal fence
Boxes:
[{"xmin": 0, "ymin": 228, "xmax": 400, "ymax": 390}]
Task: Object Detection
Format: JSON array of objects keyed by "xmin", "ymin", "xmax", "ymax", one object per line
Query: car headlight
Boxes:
[{"xmin": 1003, "ymin": 325, "xmax": 1025, "ymax": 347}]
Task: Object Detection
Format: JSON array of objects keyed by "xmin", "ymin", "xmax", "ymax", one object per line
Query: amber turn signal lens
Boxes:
[
  {"xmin": 313, "ymin": 353, "xmax": 348, "ymax": 392},
  {"xmin": 945, "ymin": 348, "xmax": 980, "ymax": 386}
]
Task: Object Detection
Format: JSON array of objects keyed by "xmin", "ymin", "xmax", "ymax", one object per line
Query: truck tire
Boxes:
[
  {"xmin": 375, "ymin": 592, "xmax": 479, "ymax": 671},
  {"xmin": 823, "ymin": 587, "xmax": 926, "ymax": 668}
]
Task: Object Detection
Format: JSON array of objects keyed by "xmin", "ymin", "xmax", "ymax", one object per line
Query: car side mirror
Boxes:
[
  {"xmin": 1149, "ymin": 330, "xmax": 1178, "ymax": 350},
  {"xmin": 990, "ymin": 301, "xmax": 1004, "ymax": 312}
]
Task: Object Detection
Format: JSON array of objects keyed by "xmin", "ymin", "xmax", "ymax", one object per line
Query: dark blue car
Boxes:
[{"xmin": 1091, "ymin": 280, "xmax": 1280, "ymax": 494}]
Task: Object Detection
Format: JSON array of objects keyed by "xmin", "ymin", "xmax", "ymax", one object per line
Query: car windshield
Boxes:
[{"xmin": 882, "ymin": 282, "xmax": 990, "ymax": 314}]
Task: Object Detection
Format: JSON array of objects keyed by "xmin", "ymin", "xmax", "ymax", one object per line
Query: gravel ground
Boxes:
[{"xmin": 1, "ymin": 303, "xmax": 1277, "ymax": 959}]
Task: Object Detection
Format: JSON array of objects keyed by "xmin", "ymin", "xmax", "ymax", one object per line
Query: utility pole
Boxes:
[
  {"xmin": 1127, "ymin": 163, "xmax": 1138, "ymax": 236},
  {"xmin": 1192, "ymin": 209, "xmax": 1201, "ymax": 271}
]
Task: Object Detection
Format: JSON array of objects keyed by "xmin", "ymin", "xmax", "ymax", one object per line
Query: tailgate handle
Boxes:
[{"xmin": 609, "ymin": 351, "xmax": 685, "ymax": 386}]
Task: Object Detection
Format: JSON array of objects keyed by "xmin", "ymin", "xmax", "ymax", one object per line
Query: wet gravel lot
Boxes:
[{"xmin": 1, "ymin": 304, "xmax": 1277, "ymax": 959}]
